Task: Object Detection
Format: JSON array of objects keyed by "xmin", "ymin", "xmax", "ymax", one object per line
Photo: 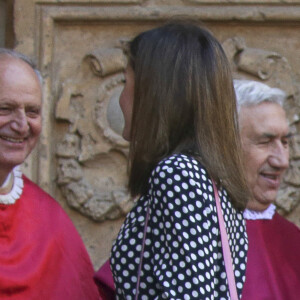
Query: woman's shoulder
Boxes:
[
  {"xmin": 149, "ymin": 153, "xmax": 209, "ymax": 185},
  {"xmin": 155, "ymin": 153, "xmax": 206, "ymax": 173}
]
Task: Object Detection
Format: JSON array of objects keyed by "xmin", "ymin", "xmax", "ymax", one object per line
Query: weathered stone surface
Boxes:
[
  {"xmin": 56, "ymin": 133, "xmax": 80, "ymax": 158},
  {"xmin": 0, "ymin": 1, "xmax": 5, "ymax": 47},
  {"xmin": 276, "ymin": 185, "xmax": 300, "ymax": 214},
  {"xmin": 13, "ymin": 0, "xmax": 300, "ymax": 268}
]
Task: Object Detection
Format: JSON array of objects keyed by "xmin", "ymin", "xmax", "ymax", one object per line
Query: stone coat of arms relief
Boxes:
[
  {"xmin": 53, "ymin": 35, "xmax": 300, "ymax": 223},
  {"xmin": 55, "ymin": 45, "xmax": 133, "ymax": 222}
]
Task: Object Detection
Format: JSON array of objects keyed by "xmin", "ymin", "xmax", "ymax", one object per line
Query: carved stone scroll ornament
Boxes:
[
  {"xmin": 86, "ymin": 48, "xmax": 127, "ymax": 77},
  {"xmin": 222, "ymin": 37, "xmax": 295, "ymax": 97},
  {"xmin": 55, "ymin": 47, "xmax": 133, "ymax": 222}
]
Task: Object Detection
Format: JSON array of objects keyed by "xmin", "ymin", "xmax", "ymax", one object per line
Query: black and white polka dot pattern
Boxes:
[{"xmin": 111, "ymin": 154, "xmax": 248, "ymax": 299}]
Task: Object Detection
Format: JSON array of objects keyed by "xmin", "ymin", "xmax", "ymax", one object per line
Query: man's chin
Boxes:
[
  {"xmin": 247, "ymin": 196, "xmax": 276, "ymax": 211},
  {"xmin": 0, "ymin": 156, "xmax": 28, "ymax": 169}
]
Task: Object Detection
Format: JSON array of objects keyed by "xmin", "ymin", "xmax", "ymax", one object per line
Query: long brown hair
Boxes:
[{"xmin": 126, "ymin": 21, "xmax": 249, "ymax": 210}]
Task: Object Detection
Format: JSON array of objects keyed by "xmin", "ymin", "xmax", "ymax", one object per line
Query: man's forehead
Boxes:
[
  {"xmin": 239, "ymin": 102, "xmax": 289, "ymax": 135},
  {"xmin": 240, "ymin": 102, "xmax": 287, "ymax": 120},
  {"xmin": 0, "ymin": 56, "xmax": 38, "ymax": 82},
  {"xmin": 0, "ymin": 53, "xmax": 18, "ymax": 65},
  {"xmin": 0, "ymin": 56, "xmax": 42, "ymax": 106}
]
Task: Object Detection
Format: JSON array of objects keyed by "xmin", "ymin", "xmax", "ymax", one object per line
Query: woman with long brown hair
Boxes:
[{"xmin": 111, "ymin": 21, "xmax": 249, "ymax": 299}]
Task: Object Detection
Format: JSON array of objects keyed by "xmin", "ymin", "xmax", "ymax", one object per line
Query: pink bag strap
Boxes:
[{"xmin": 212, "ymin": 180, "xmax": 239, "ymax": 300}]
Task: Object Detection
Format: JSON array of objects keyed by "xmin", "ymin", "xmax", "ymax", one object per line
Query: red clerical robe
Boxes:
[
  {"xmin": 242, "ymin": 212, "xmax": 300, "ymax": 300},
  {"xmin": 0, "ymin": 175, "xmax": 99, "ymax": 300}
]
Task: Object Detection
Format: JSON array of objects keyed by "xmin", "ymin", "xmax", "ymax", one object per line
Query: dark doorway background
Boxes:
[{"xmin": 0, "ymin": 0, "xmax": 14, "ymax": 48}]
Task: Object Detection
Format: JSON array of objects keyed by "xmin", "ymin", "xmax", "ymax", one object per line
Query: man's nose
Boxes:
[
  {"xmin": 11, "ymin": 110, "xmax": 29, "ymax": 134},
  {"xmin": 268, "ymin": 144, "xmax": 289, "ymax": 170}
]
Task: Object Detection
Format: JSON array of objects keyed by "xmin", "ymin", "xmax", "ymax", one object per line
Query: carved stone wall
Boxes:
[
  {"xmin": 13, "ymin": 0, "xmax": 300, "ymax": 268},
  {"xmin": 0, "ymin": 0, "xmax": 5, "ymax": 46}
]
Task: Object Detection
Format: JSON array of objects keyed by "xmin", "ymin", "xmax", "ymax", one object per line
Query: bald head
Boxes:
[{"xmin": 0, "ymin": 48, "xmax": 42, "ymax": 86}]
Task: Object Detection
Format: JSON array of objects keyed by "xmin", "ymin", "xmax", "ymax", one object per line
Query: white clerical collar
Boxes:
[
  {"xmin": 0, "ymin": 166, "xmax": 24, "ymax": 205},
  {"xmin": 243, "ymin": 204, "xmax": 276, "ymax": 220}
]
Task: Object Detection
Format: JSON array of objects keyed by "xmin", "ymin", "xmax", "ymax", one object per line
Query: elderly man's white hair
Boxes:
[{"xmin": 234, "ymin": 79, "xmax": 286, "ymax": 113}]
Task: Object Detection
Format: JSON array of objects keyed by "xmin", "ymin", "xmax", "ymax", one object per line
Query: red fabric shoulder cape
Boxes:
[
  {"xmin": 94, "ymin": 259, "xmax": 115, "ymax": 300},
  {"xmin": 0, "ymin": 175, "xmax": 99, "ymax": 300},
  {"xmin": 242, "ymin": 212, "xmax": 300, "ymax": 300}
]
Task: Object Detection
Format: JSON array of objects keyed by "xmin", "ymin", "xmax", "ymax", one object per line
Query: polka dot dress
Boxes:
[{"xmin": 111, "ymin": 154, "xmax": 248, "ymax": 299}]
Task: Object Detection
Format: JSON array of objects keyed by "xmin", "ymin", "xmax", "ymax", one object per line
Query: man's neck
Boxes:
[
  {"xmin": 246, "ymin": 200, "xmax": 272, "ymax": 212},
  {"xmin": 0, "ymin": 172, "xmax": 14, "ymax": 195},
  {"xmin": 0, "ymin": 168, "xmax": 13, "ymax": 187}
]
